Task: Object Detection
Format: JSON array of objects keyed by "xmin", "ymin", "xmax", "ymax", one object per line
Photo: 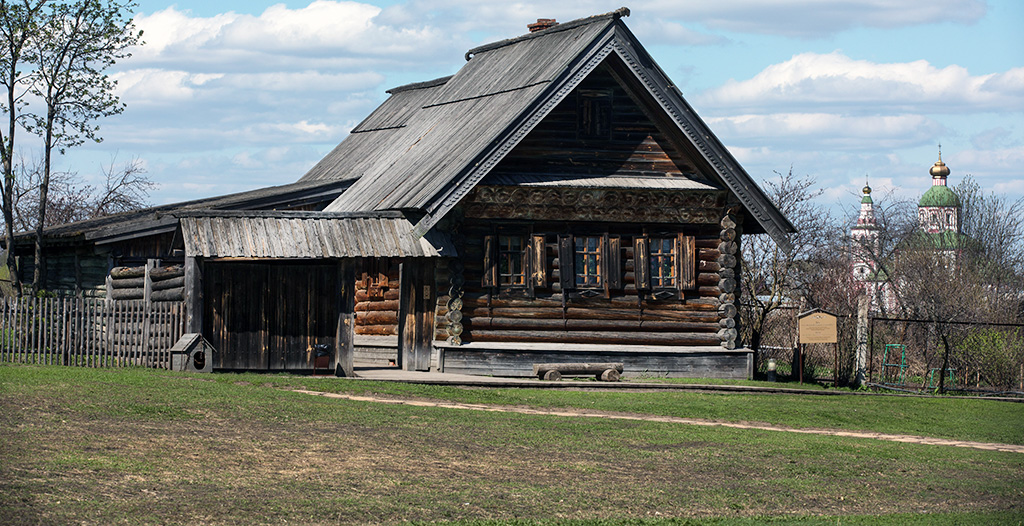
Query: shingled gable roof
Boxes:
[{"xmin": 318, "ymin": 7, "xmax": 795, "ymax": 250}]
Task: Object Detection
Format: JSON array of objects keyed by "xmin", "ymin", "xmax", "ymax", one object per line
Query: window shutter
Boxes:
[
  {"xmin": 634, "ymin": 236, "xmax": 650, "ymax": 290},
  {"xmin": 530, "ymin": 235, "xmax": 547, "ymax": 288},
  {"xmin": 607, "ymin": 236, "xmax": 622, "ymax": 290},
  {"xmin": 482, "ymin": 234, "xmax": 497, "ymax": 287},
  {"xmin": 678, "ymin": 234, "xmax": 696, "ymax": 291},
  {"xmin": 558, "ymin": 235, "xmax": 574, "ymax": 291}
]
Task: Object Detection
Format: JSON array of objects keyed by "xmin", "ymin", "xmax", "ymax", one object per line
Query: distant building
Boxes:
[{"xmin": 851, "ymin": 151, "xmax": 964, "ymax": 312}]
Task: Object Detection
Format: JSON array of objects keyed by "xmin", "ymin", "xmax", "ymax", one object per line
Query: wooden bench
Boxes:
[{"xmin": 533, "ymin": 362, "xmax": 624, "ymax": 382}]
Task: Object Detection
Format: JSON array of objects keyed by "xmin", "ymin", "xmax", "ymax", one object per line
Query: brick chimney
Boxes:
[{"xmin": 527, "ymin": 18, "xmax": 558, "ymax": 33}]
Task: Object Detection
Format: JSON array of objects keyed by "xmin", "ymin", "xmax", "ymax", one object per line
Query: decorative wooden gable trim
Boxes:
[
  {"xmin": 606, "ymin": 25, "xmax": 795, "ymax": 251},
  {"xmin": 464, "ymin": 186, "xmax": 725, "ymax": 224}
]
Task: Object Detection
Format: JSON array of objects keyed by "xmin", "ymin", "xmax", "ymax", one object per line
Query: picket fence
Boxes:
[{"xmin": 0, "ymin": 296, "xmax": 185, "ymax": 369}]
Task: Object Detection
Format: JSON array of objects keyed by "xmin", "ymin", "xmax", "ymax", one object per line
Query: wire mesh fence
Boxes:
[
  {"xmin": 868, "ymin": 317, "xmax": 1024, "ymax": 395},
  {"xmin": 751, "ymin": 306, "xmax": 1024, "ymax": 395}
]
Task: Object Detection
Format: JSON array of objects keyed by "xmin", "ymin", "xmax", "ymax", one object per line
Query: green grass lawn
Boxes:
[
  {"xmin": 1, "ymin": 365, "xmax": 1022, "ymax": 525},
  {"xmin": 229, "ymin": 369, "xmax": 1024, "ymax": 446}
]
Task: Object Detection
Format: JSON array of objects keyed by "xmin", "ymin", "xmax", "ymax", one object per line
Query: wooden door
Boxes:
[
  {"xmin": 398, "ymin": 260, "xmax": 435, "ymax": 371},
  {"xmin": 204, "ymin": 261, "xmax": 340, "ymax": 371}
]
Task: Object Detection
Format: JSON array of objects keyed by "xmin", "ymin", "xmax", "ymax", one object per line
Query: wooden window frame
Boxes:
[
  {"xmin": 574, "ymin": 235, "xmax": 604, "ymax": 289},
  {"xmin": 635, "ymin": 233, "xmax": 696, "ymax": 299},
  {"xmin": 649, "ymin": 237, "xmax": 677, "ymax": 289},
  {"xmin": 558, "ymin": 232, "xmax": 620, "ymax": 298},
  {"xmin": 497, "ymin": 234, "xmax": 528, "ymax": 288},
  {"xmin": 484, "ymin": 230, "xmax": 546, "ymax": 297},
  {"xmin": 577, "ymin": 89, "xmax": 613, "ymax": 141}
]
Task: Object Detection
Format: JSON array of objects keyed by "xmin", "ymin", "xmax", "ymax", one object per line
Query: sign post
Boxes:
[{"xmin": 797, "ymin": 309, "xmax": 838, "ymax": 385}]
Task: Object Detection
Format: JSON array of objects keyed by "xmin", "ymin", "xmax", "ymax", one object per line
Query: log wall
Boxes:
[
  {"xmin": 16, "ymin": 250, "xmax": 109, "ymax": 297},
  {"xmin": 354, "ymin": 258, "xmax": 400, "ymax": 337},
  {"xmin": 449, "ymin": 219, "xmax": 728, "ymax": 348}
]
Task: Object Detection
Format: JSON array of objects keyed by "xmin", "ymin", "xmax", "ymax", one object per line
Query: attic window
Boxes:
[{"xmin": 577, "ymin": 89, "xmax": 612, "ymax": 140}]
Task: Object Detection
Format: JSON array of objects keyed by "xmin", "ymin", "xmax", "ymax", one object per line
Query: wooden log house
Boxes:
[{"xmin": 6, "ymin": 8, "xmax": 794, "ymax": 378}]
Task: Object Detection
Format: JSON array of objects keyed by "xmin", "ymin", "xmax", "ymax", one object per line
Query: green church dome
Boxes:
[{"xmin": 918, "ymin": 185, "xmax": 960, "ymax": 208}]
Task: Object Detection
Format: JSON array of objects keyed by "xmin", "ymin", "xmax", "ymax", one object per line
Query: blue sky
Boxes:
[{"xmin": 56, "ymin": 0, "xmax": 1024, "ymax": 219}]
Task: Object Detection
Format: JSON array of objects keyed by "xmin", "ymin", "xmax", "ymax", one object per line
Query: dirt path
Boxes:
[{"xmin": 293, "ymin": 389, "xmax": 1024, "ymax": 454}]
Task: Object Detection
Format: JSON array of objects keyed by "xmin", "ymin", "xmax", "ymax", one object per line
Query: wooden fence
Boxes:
[{"xmin": 0, "ymin": 296, "xmax": 185, "ymax": 369}]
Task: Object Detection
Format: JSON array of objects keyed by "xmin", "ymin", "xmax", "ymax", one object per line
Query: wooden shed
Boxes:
[{"xmin": 8, "ymin": 8, "xmax": 794, "ymax": 378}]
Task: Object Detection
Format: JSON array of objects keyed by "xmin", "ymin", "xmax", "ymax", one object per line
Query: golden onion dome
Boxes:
[{"xmin": 930, "ymin": 149, "xmax": 950, "ymax": 178}]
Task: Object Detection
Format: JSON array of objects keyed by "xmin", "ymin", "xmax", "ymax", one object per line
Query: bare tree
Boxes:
[
  {"xmin": 90, "ymin": 155, "xmax": 150, "ymax": 217},
  {"xmin": 740, "ymin": 167, "xmax": 835, "ymax": 354},
  {"xmin": 13, "ymin": 154, "xmax": 149, "ymax": 229}
]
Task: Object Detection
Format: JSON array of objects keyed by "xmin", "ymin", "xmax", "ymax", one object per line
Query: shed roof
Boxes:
[
  {"xmin": 14, "ymin": 178, "xmax": 354, "ymax": 247},
  {"xmin": 176, "ymin": 211, "xmax": 455, "ymax": 259}
]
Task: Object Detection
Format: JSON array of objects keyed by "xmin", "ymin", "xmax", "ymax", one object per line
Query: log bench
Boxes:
[{"xmin": 533, "ymin": 362, "xmax": 624, "ymax": 382}]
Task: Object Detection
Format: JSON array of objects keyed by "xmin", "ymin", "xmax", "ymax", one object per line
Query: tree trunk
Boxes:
[
  {"xmin": 3, "ymin": 52, "xmax": 22, "ymax": 295},
  {"xmin": 32, "ymin": 108, "xmax": 56, "ymax": 293}
]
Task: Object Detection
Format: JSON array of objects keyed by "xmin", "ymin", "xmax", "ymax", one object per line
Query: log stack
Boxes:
[
  {"xmin": 717, "ymin": 207, "xmax": 742, "ymax": 349},
  {"xmin": 108, "ymin": 264, "xmax": 185, "ymax": 302},
  {"xmin": 354, "ymin": 260, "xmax": 400, "ymax": 336}
]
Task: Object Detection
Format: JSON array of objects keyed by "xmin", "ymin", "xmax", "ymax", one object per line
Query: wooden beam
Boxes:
[
  {"xmin": 398, "ymin": 259, "xmax": 435, "ymax": 371},
  {"xmin": 183, "ymin": 257, "xmax": 203, "ymax": 334},
  {"xmin": 335, "ymin": 259, "xmax": 355, "ymax": 377}
]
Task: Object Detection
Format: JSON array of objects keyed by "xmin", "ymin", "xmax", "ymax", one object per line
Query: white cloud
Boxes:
[
  {"xmin": 130, "ymin": 3, "xmax": 462, "ymax": 71},
  {"xmin": 956, "ymin": 146, "xmax": 1024, "ymax": 173},
  {"xmin": 615, "ymin": 18, "xmax": 727, "ymax": 46},
  {"xmin": 698, "ymin": 52, "xmax": 1024, "ymax": 114},
  {"xmin": 112, "ymin": 69, "xmax": 225, "ymax": 103},
  {"xmin": 361, "ymin": 0, "xmax": 985, "ymax": 39},
  {"xmin": 708, "ymin": 113, "xmax": 941, "ymax": 150},
  {"xmin": 644, "ymin": 0, "xmax": 987, "ymax": 37}
]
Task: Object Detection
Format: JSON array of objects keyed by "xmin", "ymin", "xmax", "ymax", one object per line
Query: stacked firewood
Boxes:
[{"xmin": 108, "ymin": 265, "xmax": 185, "ymax": 302}]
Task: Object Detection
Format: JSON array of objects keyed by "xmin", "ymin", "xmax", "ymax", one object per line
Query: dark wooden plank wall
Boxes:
[
  {"xmin": 110, "ymin": 232, "xmax": 177, "ymax": 259},
  {"xmin": 488, "ymin": 64, "xmax": 699, "ymax": 180},
  {"xmin": 16, "ymin": 250, "xmax": 109, "ymax": 297},
  {"xmin": 204, "ymin": 261, "xmax": 340, "ymax": 370}
]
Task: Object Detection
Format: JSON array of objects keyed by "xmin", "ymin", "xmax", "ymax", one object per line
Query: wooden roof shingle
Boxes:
[{"xmin": 177, "ymin": 211, "xmax": 456, "ymax": 259}]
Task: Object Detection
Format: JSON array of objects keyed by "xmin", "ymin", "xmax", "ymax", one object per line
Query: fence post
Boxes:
[{"xmin": 854, "ymin": 295, "xmax": 869, "ymax": 388}]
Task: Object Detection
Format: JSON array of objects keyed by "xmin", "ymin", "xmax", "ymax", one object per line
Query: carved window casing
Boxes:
[
  {"xmin": 634, "ymin": 234, "xmax": 696, "ymax": 299},
  {"xmin": 483, "ymin": 231, "xmax": 547, "ymax": 293}
]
